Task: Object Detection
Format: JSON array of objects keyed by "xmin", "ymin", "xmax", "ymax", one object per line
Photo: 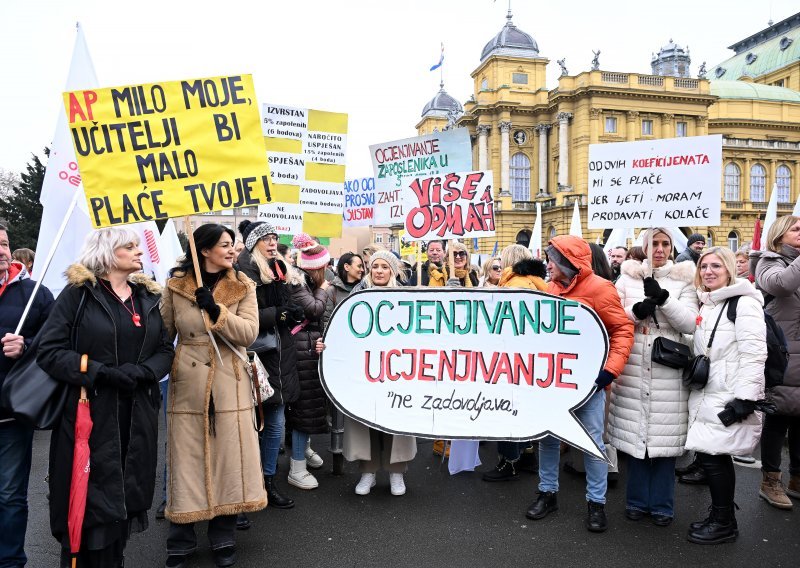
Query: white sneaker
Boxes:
[
  {"xmin": 287, "ymin": 458, "xmax": 318, "ymax": 490},
  {"xmin": 355, "ymin": 473, "xmax": 376, "ymax": 495},
  {"xmin": 305, "ymin": 444, "xmax": 324, "ymax": 469},
  {"xmin": 389, "ymin": 473, "xmax": 406, "ymax": 496}
]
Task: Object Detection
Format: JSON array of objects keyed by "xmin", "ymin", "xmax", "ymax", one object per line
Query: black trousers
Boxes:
[
  {"xmin": 696, "ymin": 452, "xmax": 735, "ymax": 507},
  {"xmin": 167, "ymin": 515, "xmax": 236, "ymax": 555},
  {"xmin": 761, "ymin": 414, "xmax": 800, "ymax": 476}
]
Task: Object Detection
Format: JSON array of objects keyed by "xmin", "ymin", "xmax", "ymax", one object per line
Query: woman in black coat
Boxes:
[
  {"xmin": 237, "ymin": 220, "xmax": 302, "ymax": 509},
  {"xmin": 37, "ymin": 227, "xmax": 173, "ymax": 568}
]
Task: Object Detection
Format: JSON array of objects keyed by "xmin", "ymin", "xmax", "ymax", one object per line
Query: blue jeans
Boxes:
[
  {"xmin": 626, "ymin": 454, "xmax": 677, "ymax": 517},
  {"xmin": 259, "ymin": 404, "xmax": 285, "ymax": 476},
  {"xmin": 0, "ymin": 421, "xmax": 34, "ymax": 568},
  {"xmin": 291, "ymin": 429, "xmax": 309, "ymax": 462},
  {"xmin": 538, "ymin": 390, "xmax": 608, "ymax": 504}
]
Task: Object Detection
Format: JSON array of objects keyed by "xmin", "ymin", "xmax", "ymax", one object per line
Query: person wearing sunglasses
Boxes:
[
  {"xmin": 444, "ymin": 242, "xmax": 479, "ymax": 288},
  {"xmin": 480, "ymin": 256, "xmax": 503, "ymax": 287}
]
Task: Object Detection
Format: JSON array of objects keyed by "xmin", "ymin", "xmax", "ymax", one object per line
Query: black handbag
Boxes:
[
  {"xmin": 650, "ymin": 312, "xmax": 691, "ymax": 369},
  {"xmin": 249, "ymin": 328, "xmax": 278, "ymax": 353},
  {"xmin": 682, "ymin": 299, "xmax": 728, "ymax": 390},
  {"xmin": 0, "ymin": 289, "xmax": 87, "ymax": 429}
]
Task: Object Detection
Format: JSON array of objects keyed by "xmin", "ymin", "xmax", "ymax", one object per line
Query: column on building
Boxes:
[
  {"xmin": 696, "ymin": 116, "xmax": 708, "ymax": 136},
  {"xmin": 769, "ymin": 159, "xmax": 777, "ymax": 199},
  {"xmin": 589, "ymin": 108, "xmax": 601, "ymax": 144},
  {"xmin": 661, "ymin": 113, "xmax": 674, "ymax": 139},
  {"xmin": 499, "ymin": 121, "xmax": 512, "ymax": 196},
  {"xmin": 626, "ymin": 111, "xmax": 638, "ymax": 142},
  {"xmin": 743, "ymin": 157, "xmax": 751, "ymax": 202},
  {"xmin": 557, "ymin": 112, "xmax": 573, "ymax": 189},
  {"xmin": 536, "ymin": 123, "xmax": 551, "ymax": 195},
  {"xmin": 477, "ymin": 124, "xmax": 490, "ymax": 171}
]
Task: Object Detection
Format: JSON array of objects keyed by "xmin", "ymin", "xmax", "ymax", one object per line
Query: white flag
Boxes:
[
  {"xmin": 569, "ymin": 199, "xmax": 582, "ymax": 238},
  {"xmin": 793, "ymin": 191, "xmax": 800, "ymax": 217},
  {"xmin": 758, "ymin": 182, "xmax": 779, "ymax": 252},
  {"xmin": 37, "ymin": 24, "xmax": 97, "ymax": 297},
  {"xmin": 528, "ymin": 202, "xmax": 543, "ymax": 259},
  {"xmin": 157, "ymin": 219, "xmax": 185, "ymax": 285}
]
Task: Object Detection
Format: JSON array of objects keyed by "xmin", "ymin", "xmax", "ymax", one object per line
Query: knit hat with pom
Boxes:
[
  {"xmin": 291, "ymin": 233, "xmax": 330, "ymax": 270},
  {"xmin": 239, "ymin": 220, "xmax": 277, "ymax": 252}
]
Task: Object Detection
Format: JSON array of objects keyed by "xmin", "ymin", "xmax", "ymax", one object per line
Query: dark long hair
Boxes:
[
  {"xmin": 170, "ymin": 224, "xmax": 237, "ymax": 277},
  {"xmin": 589, "ymin": 243, "xmax": 614, "ymax": 281},
  {"xmin": 336, "ymin": 252, "xmax": 363, "ymax": 283}
]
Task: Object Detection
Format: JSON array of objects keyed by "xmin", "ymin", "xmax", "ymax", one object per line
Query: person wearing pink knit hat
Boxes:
[{"xmin": 285, "ymin": 234, "xmax": 331, "ymax": 489}]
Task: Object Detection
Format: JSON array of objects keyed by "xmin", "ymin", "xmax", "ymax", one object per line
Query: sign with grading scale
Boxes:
[{"xmin": 320, "ymin": 288, "xmax": 610, "ymax": 460}]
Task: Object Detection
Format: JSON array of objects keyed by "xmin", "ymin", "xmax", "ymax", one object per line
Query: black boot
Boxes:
[
  {"xmin": 690, "ymin": 505, "xmax": 739, "ymax": 533},
  {"xmin": 265, "ymin": 475, "xmax": 295, "ymax": 509},
  {"xmin": 679, "ymin": 467, "xmax": 708, "ymax": 485},
  {"xmin": 586, "ymin": 501, "xmax": 608, "ymax": 532},
  {"xmin": 687, "ymin": 505, "xmax": 737, "ymax": 545},
  {"xmin": 482, "ymin": 457, "xmax": 519, "ymax": 482},
  {"xmin": 526, "ymin": 491, "xmax": 558, "ymax": 520}
]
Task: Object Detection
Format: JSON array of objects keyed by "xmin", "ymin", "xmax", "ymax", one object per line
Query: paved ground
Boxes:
[{"xmin": 24, "ymin": 422, "xmax": 798, "ymax": 568}]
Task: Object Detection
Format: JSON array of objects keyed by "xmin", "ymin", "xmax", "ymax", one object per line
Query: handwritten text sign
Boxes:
[
  {"xmin": 370, "ymin": 129, "xmax": 472, "ymax": 225},
  {"xmin": 64, "ymin": 75, "xmax": 271, "ymax": 227},
  {"xmin": 342, "ymin": 176, "xmax": 376, "ymax": 227},
  {"xmin": 403, "ymin": 170, "xmax": 495, "ymax": 241},
  {"xmin": 587, "ymin": 134, "xmax": 722, "ymax": 229},
  {"xmin": 321, "ymin": 288, "xmax": 610, "ymax": 459}
]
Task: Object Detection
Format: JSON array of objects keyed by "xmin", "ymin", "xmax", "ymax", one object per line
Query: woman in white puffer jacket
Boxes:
[
  {"xmin": 685, "ymin": 246, "xmax": 766, "ymax": 546},
  {"xmin": 608, "ymin": 228, "xmax": 698, "ymax": 526}
]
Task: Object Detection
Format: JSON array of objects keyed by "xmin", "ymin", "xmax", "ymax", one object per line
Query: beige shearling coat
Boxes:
[{"xmin": 161, "ymin": 269, "xmax": 267, "ymax": 523}]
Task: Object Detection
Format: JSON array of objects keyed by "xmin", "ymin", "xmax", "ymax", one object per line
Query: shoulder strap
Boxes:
[
  {"xmin": 706, "ymin": 299, "xmax": 729, "ymax": 350},
  {"xmin": 70, "ymin": 288, "xmax": 89, "ymax": 350},
  {"xmin": 726, "ymin": 296, "xmax": 740, "ymax": 323},
  {"xmin": 216, "ymin": 333, "xmax": 249, "ymax": 364}
]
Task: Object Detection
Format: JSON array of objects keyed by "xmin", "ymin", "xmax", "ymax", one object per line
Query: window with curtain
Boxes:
[
  {"xmin": 750, "ymin": 164, "xmax": 766, "ymax": 202},
  {"xmin": 510, "ymin": 152, "xmax": 531, "ymax": 201},
  {"xmin": 728, "ymin": 231, "xmax": 739, "ymax": 251},
  {"xmin": 605, "ymin": 117, "xmax": 617, "ymax": 133},
  {"xmin": 724, "ymin": 163, "xmax": 740, "ymax": 201},
  {"xmin": 777, "ymin": 165, "xmax": 791, "ymax": 203}
]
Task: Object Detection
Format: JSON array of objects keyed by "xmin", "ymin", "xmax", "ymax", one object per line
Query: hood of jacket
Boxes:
[
  {"xmin": 620, "ymin": 258, "xmax": 695, "ymax": 283},
  {"xmin": 750, "ymin": 245, "xmax": 798, "ymax": 276},
  {"xmin": 1, "ymin": 261, "xmax": 28, "ymax": 288},
  {"xmin": 331, "ymin": 276, "xmax": 357, "ymax": 293},
  {"xmin": 547, "ymin": 235, "xmax": 592, "ymax": 294},
  {"xmin": 697, "ymin": 277, "xmax": 762, "ymax": 307},
  {"xmin": 65, "ymin": 263, "xmax": 162, "ymax": 295}
]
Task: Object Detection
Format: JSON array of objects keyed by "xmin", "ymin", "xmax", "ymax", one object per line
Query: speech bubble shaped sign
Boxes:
[{"xmin": 320, "ymin": 288, "xmax": 610, "ymax": 460}]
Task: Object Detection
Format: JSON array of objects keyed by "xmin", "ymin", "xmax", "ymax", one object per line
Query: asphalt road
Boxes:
[{"xmin": 23, "ymin": 423, "xmax": 798, "ymax": 568}]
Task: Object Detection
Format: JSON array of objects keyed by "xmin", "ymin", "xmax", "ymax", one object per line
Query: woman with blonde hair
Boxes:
[
  {"xmin": 480, "ymin": 256, "xmax": 502, "ymax": 287},
  {"xmin": 685, "ymin": 246, "xmax": 766, "ymax": 544},
  {"xmin": 751, "ymin": 215, "xmax": 800, "ymax": 509},
  {"xmin": 442, "ymin": 241, "xmax": 479, "ymax": 287}
]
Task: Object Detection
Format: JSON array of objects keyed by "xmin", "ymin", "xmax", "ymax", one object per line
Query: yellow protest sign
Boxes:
[
  {"xmin": 260, "ymin": 104, "xmax": 348, "ymax": 237},
  {"xmin": 64, "ymin": 74, "xmax": 271, "ymax": 227}
]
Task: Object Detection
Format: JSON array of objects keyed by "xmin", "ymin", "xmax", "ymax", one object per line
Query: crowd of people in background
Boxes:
[{"xmin": 1, "ymin": 217, "xmax": 799, "ymax": 566}]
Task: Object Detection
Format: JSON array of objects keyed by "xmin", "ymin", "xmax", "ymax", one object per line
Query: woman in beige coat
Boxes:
[
  {"xmin": 344, "ymin": 251, "xmax": 417, "ymax": 496},
  {"xmin": 161, "ymin": 224, "xmax": 265, "ymax": 568}
]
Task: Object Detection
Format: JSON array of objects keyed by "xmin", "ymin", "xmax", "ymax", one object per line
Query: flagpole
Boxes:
[{"xmin": 14, "ymin": 191, "xmax": 82, "ymax": 335}]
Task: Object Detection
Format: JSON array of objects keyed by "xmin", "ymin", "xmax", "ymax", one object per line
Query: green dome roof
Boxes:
[
  {"xmin": 710, "ymin": 26, "xmax": 800, "ymax": 80},
  {"xmin": 709, "ymin": 80, "xmax": 800, "ymax": 103}
]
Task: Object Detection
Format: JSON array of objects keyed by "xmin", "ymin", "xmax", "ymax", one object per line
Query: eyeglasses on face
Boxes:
[
  {"xmin": 491, "ymin": 265, "xmax": 502, "ymax": 271},
  {"xmin": 453, "ymin": 251, "xmax": 468, "ymax": 258}
]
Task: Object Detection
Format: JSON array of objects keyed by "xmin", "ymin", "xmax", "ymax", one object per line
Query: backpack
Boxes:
[{"xmin": 726, "ymin": 295, "xmax": 789, "ymax": 389}]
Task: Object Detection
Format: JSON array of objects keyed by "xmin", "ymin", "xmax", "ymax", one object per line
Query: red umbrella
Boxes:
[
  {"xmin": 68, "ymin": 387, "xmax": 93, "ymax": 568},
  {"xmin": 753, "ymin": 218, "xmax": 762, "ymax": 251}
]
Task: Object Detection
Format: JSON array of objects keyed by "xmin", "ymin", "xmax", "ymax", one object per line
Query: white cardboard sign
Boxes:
[
  {"xmin": 321, "ymin": 288, "xmax": 610, "ymax": 459},
  {"xmin": 587, "ymin": 134, "xmax": 722, "ymax": 229}
]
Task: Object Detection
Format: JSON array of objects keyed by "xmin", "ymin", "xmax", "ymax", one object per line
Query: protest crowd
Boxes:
[{"xmin": 1, "ymin": 213, "xmax": 799, "ymax": 567}]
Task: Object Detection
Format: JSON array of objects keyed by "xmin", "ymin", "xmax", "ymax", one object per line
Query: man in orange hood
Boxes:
[{"xmin": 526, "ymin": 235, "xmax": 633, "ymax": 533}]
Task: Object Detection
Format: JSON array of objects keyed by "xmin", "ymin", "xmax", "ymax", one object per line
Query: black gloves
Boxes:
[
  {"xmin": 632, "ymin": 299, "xmax": 658, "ymax": 320},
  {"xmin": 195, "ymin": 287, "xmax": 221, "ymax": 323},
  {"xmin": 97, "ymin": 365, "xmax": 136, "ymax": 393},
  {"xmin": 595, "ymin": 370, "xmax": 615, "ymax": 388},
  {"xmin": 718, "ymin": 399, "xmax": 757, "ymax": 426},
  {"xmin": 643, "ymin": 277, "xmax": 669, "ymax": 305},
  {"xmin": 287, "ymin": 304, "xmax": 305, "ymax": 322},
  {"xmin": 117, "ymin": 362, "xmax": 154, "ymax": 384}
]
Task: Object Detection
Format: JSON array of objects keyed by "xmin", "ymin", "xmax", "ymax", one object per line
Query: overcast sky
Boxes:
[{"xmin": 0, "ymin": 0, "xmax": 796, "ymax": 180}]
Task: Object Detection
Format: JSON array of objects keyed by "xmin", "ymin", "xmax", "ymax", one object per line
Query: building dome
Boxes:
[
  {"xmin": 480, "ymin": 10, "xmax": 540, "ymax": 62},
  {"xmin": 651, "ymin": 39, "xmax": 691, "ymax": 77},
  {"xmin": 421, "ymin": 82, "xmax": 463, "ymax": 118}
]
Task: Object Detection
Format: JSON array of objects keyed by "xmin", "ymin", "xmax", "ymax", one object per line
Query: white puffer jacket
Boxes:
[
  {"xmin": 685, "ymin": 279, "xmax": 766, "ymax": 456},
  {"xmin": 608, "ymin": 260, "xmax": 698, "ymax": 458}
]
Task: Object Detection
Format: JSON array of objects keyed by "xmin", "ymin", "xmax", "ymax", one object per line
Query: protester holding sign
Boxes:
[
  {"xmin": 237, "ymin": 220, "xmax": 302, "ymax": 511},
  {"xmin": 407, "ymin": 240, "xmax": 446, "ymax": 287},
  {"xmin": 685, "ymin": 247, "xmax": 766, "ymax": 545},
  {"xmin": 345, "ymin": 251, "xmax": 417, "ymax": 495},
  {"xmin": 286, "ymin": 233, "xmax": 332, "ymax": 490},
  {"xmin": 444, "ymin": 241, "xmax": 479, "ymax": 288},
  {"xmin": 160, "ymin": 224, "xmax": 265, "ymax": 568},
  {"xmin": 37, "ymin": 227, "xmax": 173, "ymax": 568},
  {"xmin": 608, "ymin": 228, "xmax": 698, "ymax": 526},
  {"xmin": 750, "ymin": 215, "xmax": 800, "ymax": 510},
  {"xmin": 527, "ymin": 235, "xmax": 633, "ymax": 533}
]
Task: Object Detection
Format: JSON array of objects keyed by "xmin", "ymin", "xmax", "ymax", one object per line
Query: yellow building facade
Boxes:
[{"xmin": 416, "ymin": 11, "xmax": 800, "ymax": 252}]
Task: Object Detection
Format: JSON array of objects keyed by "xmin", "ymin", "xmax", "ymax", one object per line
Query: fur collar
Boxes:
[
  {"xmin": 620, "ymin": 258, "xmax": 695, "ymax": 284},
  {"xmin": 65, "ymin": 263, "xmax": 162, "ymax": 295},
  {"xmin": 512, "ymin": 258, "xmax": 547, "ymax": 278},
  {"xmin": 167, "ymin": 268, "xmax": 254, "ymax": 306}
]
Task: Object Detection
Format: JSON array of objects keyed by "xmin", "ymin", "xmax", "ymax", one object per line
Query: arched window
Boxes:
[
  {"xmin": 728, "ymin": 230, "xmax": 739, "ymax": 251},
  {"xmin": 724, "ymin": 163, "xmax": 740, "ymax": 201},
  {"xmin": 510, "ymin": 152, "xmax": 531, "ymax": 202},
  {"xmin": 706, "ymin": 230, "xmax": 714, "ymax": 248},
  {"xmin": 777, "ymin": 165, "xmax": 791, "ymax": 203},
  {"xmin": 548, "ymin": 226, "xmax": 557, "ymax": 240},
  {"xmin": 750, "ymin": 164, "xmax": 766, "ymax": 202},
  {"xmin": 515, "ymin": 230, "xmax": 532, "ymax": 247}
]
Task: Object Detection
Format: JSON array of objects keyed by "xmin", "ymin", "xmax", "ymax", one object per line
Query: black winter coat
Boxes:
[
  {"xmin": 37, "ymin": 265, "xmax": 174, "ymax": 547},
  {"xmin": 287, "ymin": 270, "xmax": 328, "ymax": 434},
  {"xmin": 237, "ymin": 249, "xmax": 300, "ymax": 406}
]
